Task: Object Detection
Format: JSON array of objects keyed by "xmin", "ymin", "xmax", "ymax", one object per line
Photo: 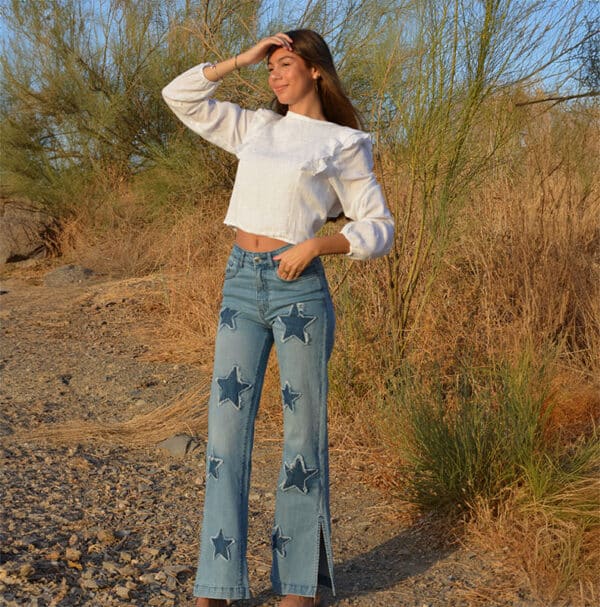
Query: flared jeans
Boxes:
[{"xmin": 193, "ymin": 244, "xmax": 336, "ymax": 600}]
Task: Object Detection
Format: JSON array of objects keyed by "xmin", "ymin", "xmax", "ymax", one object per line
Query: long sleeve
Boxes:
[
  {"xmin": 330, "ymin": 134, "xmax": 395, "ymax": 260},
  {"xmin": 161, "ymin": 63, "xmax": 256, "ymax": 154}
]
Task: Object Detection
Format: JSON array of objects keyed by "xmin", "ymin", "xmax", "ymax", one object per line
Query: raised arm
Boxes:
[{"xmin": 161, "ymin": 33, "xmax": 294, "ymax": 154}]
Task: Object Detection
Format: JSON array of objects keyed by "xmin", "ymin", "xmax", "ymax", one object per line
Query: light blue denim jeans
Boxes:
[{"xmin": 193, "ymin": 244, "xmax": 336, "ymax": 600}]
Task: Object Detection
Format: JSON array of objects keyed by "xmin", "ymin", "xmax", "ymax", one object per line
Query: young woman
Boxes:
[{"xmin": 162, "ymin": 30, "xmax": 394, "ymax": 607}]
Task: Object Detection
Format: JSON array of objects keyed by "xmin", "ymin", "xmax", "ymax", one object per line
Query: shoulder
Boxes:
[
  {"xmin": 316, "ymin": 121, "xmax": 373, "ymax": 156},
  {"xmin": 251, "ymin": 108, "xmax": 283, "ymax": 127}
]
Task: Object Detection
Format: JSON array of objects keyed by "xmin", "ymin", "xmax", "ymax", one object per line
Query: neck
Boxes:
[{"xmin": 288, "ymin": 94, "xmax": 325, "ymax": 121}]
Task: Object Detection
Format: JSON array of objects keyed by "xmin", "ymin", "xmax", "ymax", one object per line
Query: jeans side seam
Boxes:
[{"xmin": 239, "ymin": 330, "xmax": 273, "ymax": 586}]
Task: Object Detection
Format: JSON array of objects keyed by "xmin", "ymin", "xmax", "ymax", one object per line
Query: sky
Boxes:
[{"xmin": 0, "ymin": 0, "xmax": 598, "ymax": 95}]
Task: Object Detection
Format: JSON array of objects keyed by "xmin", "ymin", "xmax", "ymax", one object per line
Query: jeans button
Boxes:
[{"xmin": 253, "ymin": 256, "xmax": 261, "ymax": 263}]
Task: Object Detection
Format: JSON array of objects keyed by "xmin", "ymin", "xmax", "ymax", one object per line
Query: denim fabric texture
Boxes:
[{"xmin": 193, "ymin": 244, "xmax": 336, "ymax": 600}]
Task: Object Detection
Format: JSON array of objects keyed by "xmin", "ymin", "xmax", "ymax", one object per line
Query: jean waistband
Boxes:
[{"xmin": 230, "ymin": 243, "xmax": 293, "ymax": 267}]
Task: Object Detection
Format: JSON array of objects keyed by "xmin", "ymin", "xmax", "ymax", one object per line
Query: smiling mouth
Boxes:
[{"xmin": 272, "ymin": 85, "xmax": 288, "ymax": 94}]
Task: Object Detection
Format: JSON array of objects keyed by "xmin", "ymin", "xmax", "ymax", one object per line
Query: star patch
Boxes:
[
  {"xmin": 277, "ymin": 303, "xmax": 316, "ymax": 344},
  {"xmin": 282, "ymin": 382, "xmax": 302, "ymax": 411},
  {"xmin": 207, "ymin": 453, "xmax": 223, "ymax": 479},
  {"xmin": 272, "ymin": 525, "xmax": 292, "ymax": 557},
  {"xmin": 217, "ymin": 366, "xmax": 252, "ymax": 409},
  {"xmin": 219, "ymin": 307, "xmax": 239, "ymax": 330},
  {"xmin": 280, "ymin": 454, "xmax": 318, "ymax": 494},
  {"xmin": 211, "ymin": 529, "xmax": 235, "ymax": 561}
]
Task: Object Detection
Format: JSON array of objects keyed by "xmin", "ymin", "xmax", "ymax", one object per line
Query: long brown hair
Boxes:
[{"xmin": 267, "ymin": 29, "xmax": 362, "ymax": 130}]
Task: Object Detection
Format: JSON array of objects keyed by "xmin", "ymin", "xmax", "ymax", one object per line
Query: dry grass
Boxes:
[
  {"xmin": 467, "ymin": 477, "xmax": 600, "ymax": 607},
  {"xmin": 24, "ymin": 378, "xmax": 211, "ymax": 448}
]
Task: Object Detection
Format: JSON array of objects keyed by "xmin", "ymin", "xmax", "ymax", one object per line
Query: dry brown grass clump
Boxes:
[
  {"xmin": 467, "ymin": 477, "xmax": 600, "ymax": 607},
  {"xmin": 25, "ymin": 379, "xmax": 210, "ymax": 448}
]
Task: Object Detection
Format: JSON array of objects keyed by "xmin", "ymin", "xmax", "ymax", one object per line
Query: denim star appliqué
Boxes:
[
  {"xmin": 211, "ymin": 529, "xmax": 235, "ymax": 560},
  {"xmin": 272, "ymin": 525, "xmax": 292, "ymax": 557},
  {"xmin": 277, "ymin": 303, "xmax": 316, "ymax": 344},
  {"xmin": 219, "ymin": 307, "xmax": 239, "ymax": 330},
  {"xmin": 217, "ymin": 366, "xmax": 252, "ymax": 409},
  {"xmin": 282, "ymin": 382, "xmax": 302, "ymax": 411},
  {"xmin": 281, "ymin": 454, "xmax": 318, "ymax": 494},
  {"xmin": 207, "ymin": 454, "xmax": 223, "ymax": 479}
]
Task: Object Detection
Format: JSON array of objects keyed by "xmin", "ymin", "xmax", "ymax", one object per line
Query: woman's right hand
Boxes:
[{"xmin": 237, "ymin": 32, "xmax": 293, "ymax": 67}]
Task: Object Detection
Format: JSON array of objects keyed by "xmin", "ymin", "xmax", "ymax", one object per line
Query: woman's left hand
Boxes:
[{"xmin": 273, "ymin": 240, "xmax": 319, "ymax": 281}]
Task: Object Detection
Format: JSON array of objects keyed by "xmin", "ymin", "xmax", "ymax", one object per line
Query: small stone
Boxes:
[
  {"xmin": 119, "ymin": 551, "xmax": 132, "ymax": 562},
  {"xmin": 118, "ymin": 565, "xmax": 137, "ymax": 577},
  {"xmin": 157, "ymin": 434, "xmax": 201, "ymax": 458},
  {"xmin": 114, "ymin": 585, "xmax": 130, "ymax": 599},
  {"xmin": 166, "ymin": 575, "xmax": 177, "ymax": 591},
  {"xmin": 68, "ymin": 534, "xmax": 79, "ymax": 546},
  {"xmin": 18, "ymin": 563, "xmax": 34, "ymax": 578},
  {"xmin": 65, "ymin": 547, "xmax": 81, "ymax": 561},
  {"xmin": 154, "ymin": 570, "xmax": 167, "ymax": 582},
  {"xmin": 102, "ymin": 561, "xmax": 119, "ymax": 573},
  {"xmin": 97, "ymin": 529, "xmax": 116, "ymax": 544},
  {"xmin": 80, "ymin": 578, "xmax": 99, "ymax": 590},
  {"xmin": 138, "ymin": 573, "xmax": 155, "ymax": 584},
  {"xmin": 160, "ymin": 589, "xmax": 176, "ymax": 599}
]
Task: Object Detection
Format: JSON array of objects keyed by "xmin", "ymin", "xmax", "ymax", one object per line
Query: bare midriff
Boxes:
[{"xmin": 235, "ymin": 228, "xmax": 290, "ymax": 252}]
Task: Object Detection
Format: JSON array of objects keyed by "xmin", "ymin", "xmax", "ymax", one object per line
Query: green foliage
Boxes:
[
  {"xmin": 385, "ymin": 354, "xmax": 557, "ymax": 512},
  {"xmin": 0, "ymin": 0, "xmax": 261, "ymax": 211}
]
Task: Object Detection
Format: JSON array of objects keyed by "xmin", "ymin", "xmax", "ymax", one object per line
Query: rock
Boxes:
[
  {"xmin": 114, "ymin": 585, "xmax": 130, "ymax": 599},
  {"xmin": 154, "ymin": 570, "xmax": 167, "ymax": 582},
  {"xmin": 0, "ymin": 198, "xmax": 59, "ymax": 264},
  {"xmin": 96, "ymin": 529, "xmax": 116, "ymax": 544},
  {"xmin": 44, "ymin": 264, "xmax": 95, "ymax": 287},
  {"xmin": 65, "ymin": 547, "xmax": 81, "ymax": 561},
  {"xmin": 156, "ymin": 434, "xmax": 202, "ymax": 458},
  {"xmin": 17, "ymin": 563, "xmax": 34, "ymax": 578},
  {"xmin": 80, "ymin": 578, "xmax": 99, "ymax": 590}
]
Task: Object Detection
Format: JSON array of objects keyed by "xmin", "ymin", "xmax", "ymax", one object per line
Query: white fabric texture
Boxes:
[{"xmin": 162, "ymin": 63, "xmax": 394, "ymax": 260}]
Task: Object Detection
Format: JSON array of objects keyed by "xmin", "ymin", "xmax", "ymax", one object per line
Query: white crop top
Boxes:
[{"xmin": 161, "ymin": 63, "xmax": 394, "ymax": 260}]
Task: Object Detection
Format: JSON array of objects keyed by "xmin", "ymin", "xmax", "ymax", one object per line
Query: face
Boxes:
[{"xmin": 267, "ymin": 47, "xmax": 320, "ymax": 110}]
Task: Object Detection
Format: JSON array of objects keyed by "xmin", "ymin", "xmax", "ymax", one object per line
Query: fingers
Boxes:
[
  {"xmin": 258, "ymin": 32, "xmax": 293, "ymax": 52},
  {"xmin": 241, "ymin": 33, "xmax": 293, "ymax": 66},
  {"xmin": 277, "ymin": 261, "xmax": 303, "ymax": 281},
  {"xmin": 280, "ymin": 272, "xmax": 298, "ymax": 281},
  {"xmin": 271, "ymin": 32, "xmax": 293, "ymax": 50}
]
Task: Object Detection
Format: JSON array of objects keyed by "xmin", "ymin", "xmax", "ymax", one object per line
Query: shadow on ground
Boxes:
[{"xmin": 226, "ymin": 527, "xmax": 453, "ymax": 606}]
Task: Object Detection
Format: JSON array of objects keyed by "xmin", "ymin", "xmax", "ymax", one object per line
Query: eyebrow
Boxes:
[{"xmin": 267, "ymin": 53, "xmax": 296, "ymax": 67}]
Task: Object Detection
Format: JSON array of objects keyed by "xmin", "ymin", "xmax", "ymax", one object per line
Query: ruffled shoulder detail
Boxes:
[{"xmin": 301, "ymin": 129, "xmax": 372, "ymax": 176}]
